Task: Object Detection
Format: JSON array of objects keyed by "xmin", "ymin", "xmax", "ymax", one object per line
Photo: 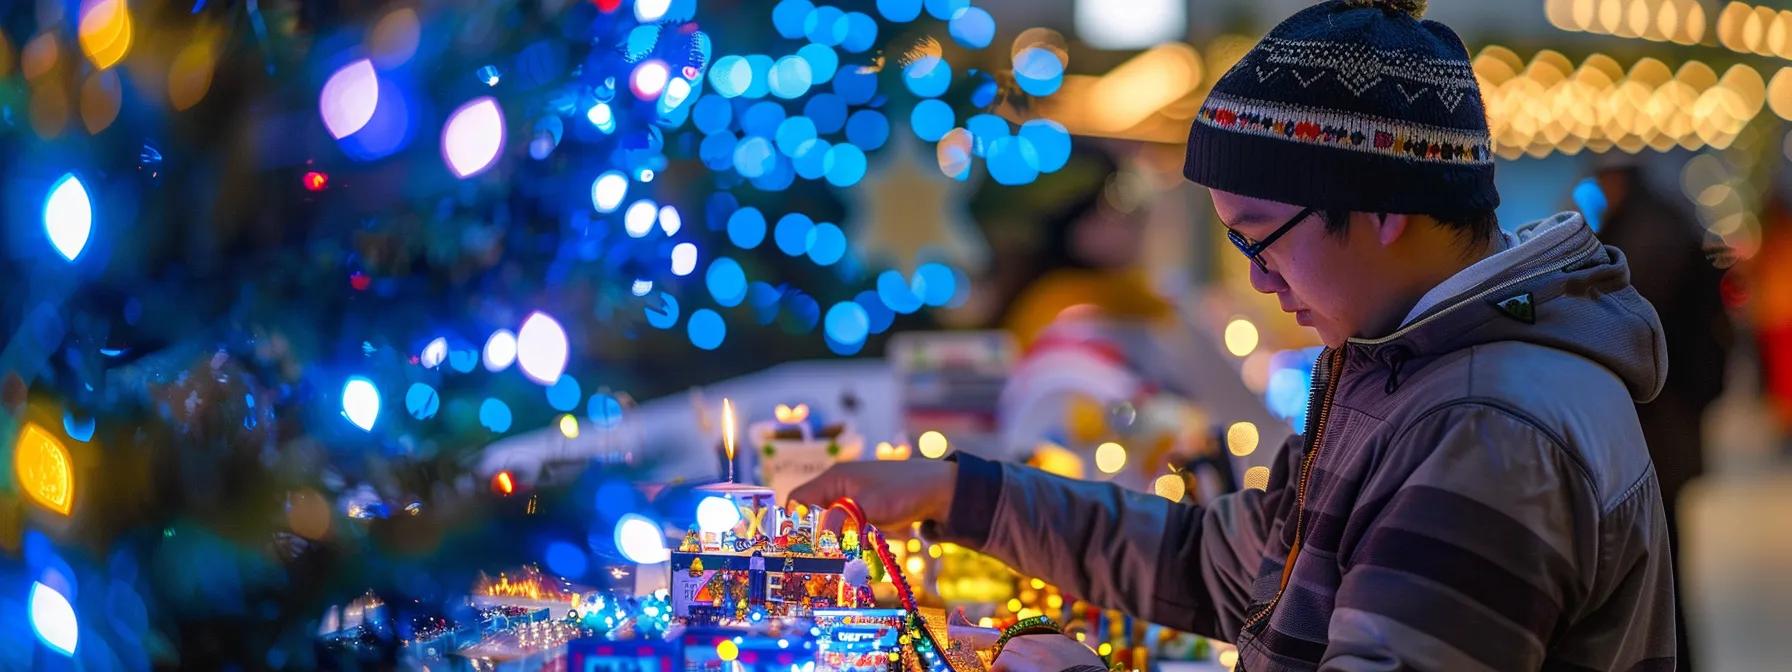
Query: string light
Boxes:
[{"xmin": 15, "ymin": 423, "xmax": 75, "ymax": 516}]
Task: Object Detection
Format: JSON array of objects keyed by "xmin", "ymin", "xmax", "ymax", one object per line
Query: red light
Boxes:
[
  {"xmin": 493, "ymin": 470, "xmax": 515, "ymax": 496},
  {"xmin": 349, "ymin": 272, "xmax": 371, "ymax": 291},
  {"xmin": 303, "ymin": 171, "xmax": 328, "ymax": 191},
  {"xmin": 594, "ymin": 0, "xmax": 621, "ymax": 13}
]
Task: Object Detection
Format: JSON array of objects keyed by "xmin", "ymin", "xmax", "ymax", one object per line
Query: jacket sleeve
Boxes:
[
  {"xmin": 930, "ymin": 435, "xmax": 1303, "ymax": 640},
  {"xmin": 1321, "ymin": 403, "xmax": 1596, "ymax": 671}
]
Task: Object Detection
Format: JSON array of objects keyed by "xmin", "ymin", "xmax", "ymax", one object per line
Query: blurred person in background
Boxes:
[
  {"xmin": 968, "ymin": 143, "xmax": 1174, "ymax": 349},
  {"xmin": 1752, "ymin": 197, "xmax": 1792, "ymax": 454},
  {"xmin": 1593, "ymin": 161, "xmax": 1734, "ymax": 671}
]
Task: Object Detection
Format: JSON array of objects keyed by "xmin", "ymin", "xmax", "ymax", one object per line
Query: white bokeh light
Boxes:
[
  {"xmin": 658, "ymin": 205, "xmax": 682, "ymax": 235},
  {"xmin": 483, "ymin": 329, "xmax": 517, "ymax": 372},
  {"xmin": 696, "ymin": 496, "xmax": 742, "ymax": 534},
  {"xmin": 671, "ymin": 243, "xmax": 698, "ymax": 276},
  {"xmin": 624, "ymin": 200, "xmax": 658, "ymax": 238},
  {"xmin": 441, "ymin": 97, "xmax": 505, "ymax": 178},
  {"xmin": 320, "ymin": 59, "xmax": 379, "ymax": 139},
  {"xmin": 591, "ymin": 171, "xmax": 628, "ymax": 213},
  {"xmin": 342, "ymin": 377, "xmax": 381, "ymax": 431},
  {"xmin": 29, "ymin": 581, "xmax": 77, "ymax": 656},
  {"xmin": 516, "ymin": 311, "xmax": 569, "ymax": 385},
  {"xmin": 615, "ymin": 514, "xmax": 670, "ymax": 564},
  {"xmin": 44, "ymin": 174, "xmax": 93, "ymax": 262},
  {"xmin": 420, "ymin": 337, "xmax": 448, "ymax": 369}
]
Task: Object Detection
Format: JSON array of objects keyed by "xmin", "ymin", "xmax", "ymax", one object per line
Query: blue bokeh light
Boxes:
[
  {"xmin": 824, "ymin": 143, "xmax": 868, "ymax": 187},
  {"xmin": 776, "ymin": 116, "xmax": 819, "ymax": 156},
  {"xmin": 645, "ymin": 292, "xmax": 680, "ymax": 329},
  {"xmin": 546, "ymin": 375, "xmax": 582, "ymax": 412},
  {"xmin": 479, "ymin": 398, "xmax": 513, "ymax": 433},
  {"xmin": 744, "ymin": 55, "xmax": 775, "ymax": 98},
  {"xmin": 732, "ymin": 136, "xmax": 776, "ymax": 178},
  {"xmin": 797, "ymin": 44, "xmax": 839, "ymax": 82},
  {"xmin": 700, "ymin": 131, "xmax": 738, "ymax": 170},
  {"xmin": 772, "ymin": 0, "xmax": 815, "ymax": 40},
  {"xmin": 544, "ymin": 541, "xmax": 588, "ymax": 580},
  {"xmin": 693, "ymin": 95, "xmax": 732, "ymax": 133},
  {"xmin": 833, "ymin": 67, "xmax": 878, "ymax": 105},
  {"xmin": 840, "ymin": 12, "xmax": 879, "ymax": 53},
  {"xmin": 915, "ymin": 262, "xmax": 958, "ymax": 306},
  {"xmin": 925, "ymin": 0, "xmax": 970, "ymax": 21},
  {"xmin": 749, "ymin": 282, "xmax": 784, "ymax": 324},
  {"xmin": 805, "ymin": 222, "xmax": 847, "ymax": 265},
  {"xmin": 910, "ymin": 99, "xmax": 954, "ymax": 141},
  {"xmin": 751, "ymin": 156, "xmax": 796, "ymax": 191},
  {"xmin": 877, "ymin": 270, "xmax": 924, "ymax": 314},
  {"xmin": 793, "ymin": 139, "xmax": 832, "ymax": 180},
  {"xmin": 741, "ymin": 101, "xmax": 787, "ymax": 137},
  {"xmin": 855, "ymin": 290, "xmax": 897, "ymax": 334},
  {"xmin": 706, "ymin": 256, "xmax": 749, "ymax": 307},
  {"xmin": 405, "ymin": 382, "xmax": 440, "ymax": 420},
  {"xmin": 966, "ymin": 113, "xmax": 1009, "ymax": 156},
  {"xmin": 987, "ymin": 136, "xmax": 1040, "ymax": 185},
  {"xmin": 727, "ymin": 207, "xmax": 767, "ymax": 248},
  {"xmin": 846, "ymin": 110, "xmax": 889, "ymax": 150},
  {"xmin": 769, "ymin": 56, "xmax": 814, "ymax": 99},
  {"xmin": 877, "ymin": 0, "xmax": 923, "ymax": 23},
  {"xmin": 804, "ymin": 93, "xmax": 848, "ymax": 133},
  {"xmin": 824, "ymin": 301, "xmax": 871, "ymax": 345},
  {"xmin": 1014, "ymin": 48, "xmax": 1064, "ymax": 96},
  {"xmin": 588, "ymin": 392, "xmax": 625, "ymax": 426},
  {"xmin": 804, "ymin": 6, "xmax": 846, "ymax": 46},
  {"xmin": 775, "ymin": 213, "xmax": 815, "ymax": 256},
  {"xmin": 688, "ymin": 309, "xmax": 727, "ymax": 350},
  {"xmin": 903, "ymin": 56, "xmax": 952, "ymax": 98},
  {"xmin": 1019, "ymin": 119, "xmax": 1071, "ymax": 173},
  {"xmin": 947, "ymin": 7, "xmax": 995, "ymax": 49},
  {"xmin": 711, "ymin": 55, "xmax": 751, "ymax": 98}
]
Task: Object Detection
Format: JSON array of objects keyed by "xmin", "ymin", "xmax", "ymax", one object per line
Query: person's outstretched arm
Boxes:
[{"xmin": 792, "ymin": 437, "xmax": 1302, "ymax": 640}]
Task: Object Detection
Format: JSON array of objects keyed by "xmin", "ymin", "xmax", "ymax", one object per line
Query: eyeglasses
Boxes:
[{"xmin": 1226, "ymin": 207, "xmax": 1316, "ymax": 274}]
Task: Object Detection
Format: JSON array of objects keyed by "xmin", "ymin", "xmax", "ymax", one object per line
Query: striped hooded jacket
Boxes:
[{"xmin": 936, "ymin": 213, "xmax": 1676, "ymax": 670}]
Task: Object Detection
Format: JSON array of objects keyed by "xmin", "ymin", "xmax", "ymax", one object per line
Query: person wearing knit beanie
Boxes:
[{"xmin": 797, "ymin": 3, "xmax": 1676, "ymax": 671}]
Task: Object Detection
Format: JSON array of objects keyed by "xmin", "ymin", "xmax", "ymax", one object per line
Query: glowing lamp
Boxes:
[
  {"xmin": 341, "ymin": 377, "xmax": 380, "ymax": 431},
  {"xmin": 320, "ymin": 59, "xmax": 379, "ymax": 140},
  {"xmin": 483, "ymin": 329, "xmax": 517, "ymax": 371},
  {"xmin": 303, "ymin": 171, "xmax": 329, "ymax": 191},
  {"xmin": 493, "ymin": 470, "xmax": 515, "ymax": 495},
  {"xmin": 15, "ymin": 423, "xmax": 74, "ymax": 516}
]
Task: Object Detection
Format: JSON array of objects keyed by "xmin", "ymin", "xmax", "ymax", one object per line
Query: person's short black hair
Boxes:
[{"xmin": 1319, "ymin": 208, "xmax": 1500, "ymax": 246}]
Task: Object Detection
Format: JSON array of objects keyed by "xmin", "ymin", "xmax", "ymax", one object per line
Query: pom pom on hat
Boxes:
[{"xmin": 1342, "ymin": 0, "xmax": 1427, "ymax": 19}]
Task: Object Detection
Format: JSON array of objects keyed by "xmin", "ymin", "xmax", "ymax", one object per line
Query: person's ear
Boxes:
[{"xmin": 1374, "ymin": 212, "xmax": 1409, "ymax": 248}]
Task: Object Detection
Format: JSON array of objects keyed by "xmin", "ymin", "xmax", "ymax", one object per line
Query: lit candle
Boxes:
[{"xmin": 722, "ymin": 398, "xmax": 736, "ymax": 482}]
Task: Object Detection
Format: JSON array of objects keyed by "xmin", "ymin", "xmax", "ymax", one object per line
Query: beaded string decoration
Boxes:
[{"xmin": 830, "ymin": 498, "xmax": 959, "ymax": 672}]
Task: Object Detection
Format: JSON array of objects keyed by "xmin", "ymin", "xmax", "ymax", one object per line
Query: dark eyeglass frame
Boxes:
[{"xmin": 1226, "ymin": 207, "xmax": 1316, "ymax": 274}]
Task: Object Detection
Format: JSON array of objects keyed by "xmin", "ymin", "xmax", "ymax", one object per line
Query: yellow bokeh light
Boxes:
[
  {"xmin": 1242, "ymin": 466, "xmax": 1272, "ymax": 491},
  {"xmin": 81, "ymin": 69, "xmax": 121, "ymax": 134},
  {"xmin": 1007, "ymin": 598, "xmax": 1023, "ymax": 613},
  {"xmin": 1219, "ymin": 649, "xmax": 1240, "ymax": 669},
  {"xmin": 917, "ymin": 430, "xmax": 948, "ymax": 459},
  {"xmin": 77, "ymin": 0, "xmax": 132, "ymax": 70},
  {"xmin": 167, "ymin": 40, "xmax": 216, "ymax": 112},
  {"xmin": 1030, "ymin": 578, "xmax": 1046, "ymax": 590},
  {"xmin": 1031, "ymin": 442, "xmax": 1087, "ymax": 479},
  {"xmin": 1153, "ymin": 473, "xmax": 1187, "ymax": 502},
  {"xmin": 1223, "ymin": 318, "xmax": 1258, "ymax": 357},
  {"xmin": 1098, "ymin": 642, "xmax": 1113, "ymax": 657},
  {"xmin": 559, "ymin": 414, "xmax": 580, "ymax": 438},
  {"xmin": 1094, "ymin": 442, "xmax": 1126, "ymax": 475},
  {"xmin": 906, "ymin": 538, "xmax": 922, "ymax": 553},
  {"xmin": 1047, "ymin": 593, "xmax": 1065, "ymax": 609},
  {"xmin": 1226, "ymin": 421, "xmax": 1261, "ymax": 457},
  {"xmin": 928, "ymin": 544, "xmax": 943, "ymax": 559},
  {"xmin": 716, "ymin": 640, "xmax": 739, "ymax": 662},
  {"xmin": 287, "ymin": 488, "xmax": 331, "ymax": 539},
  {"xmin": 15, "ymin": 423, "xmax": 74, "ymax": 516}
]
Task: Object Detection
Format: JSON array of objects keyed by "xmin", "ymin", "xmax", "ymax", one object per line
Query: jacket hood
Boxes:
[{"xmin": 1348, "ymin": 212, "xmax": 1669, "ymax": 403}]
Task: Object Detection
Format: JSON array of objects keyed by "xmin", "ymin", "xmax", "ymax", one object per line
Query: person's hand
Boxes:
[
  {"xmin": 788, "ymin": 460, "xmax": 957, "ymax": 529},
  {"xmin": 992, "ymin": 634, "xmax": 1106, "ymax": 672}
]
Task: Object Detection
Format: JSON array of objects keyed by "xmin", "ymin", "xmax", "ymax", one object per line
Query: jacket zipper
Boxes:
[{"xmin": 1239, "ymin": 347, "xmax": 1346, "ymax": 635}]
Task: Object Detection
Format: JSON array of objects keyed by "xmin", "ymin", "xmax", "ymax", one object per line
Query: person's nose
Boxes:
[{"xmin": 1249, "ymin": 259, "xmax": 1288, "ymax": 294}]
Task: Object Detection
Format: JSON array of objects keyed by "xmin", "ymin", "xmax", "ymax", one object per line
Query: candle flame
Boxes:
[{"xmin": 722, "ymin": 398, "xmax": 736, "ymax": 463}]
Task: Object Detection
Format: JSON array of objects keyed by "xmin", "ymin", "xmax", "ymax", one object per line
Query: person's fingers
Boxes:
[{"xmin": 788, "ymin": 463, "xmax": 850, "ymax": 509}]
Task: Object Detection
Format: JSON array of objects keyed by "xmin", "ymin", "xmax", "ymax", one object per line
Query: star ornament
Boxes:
[{"xmin": 846, "ymin": 138, "xmax": 987, "ymax": 275}]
